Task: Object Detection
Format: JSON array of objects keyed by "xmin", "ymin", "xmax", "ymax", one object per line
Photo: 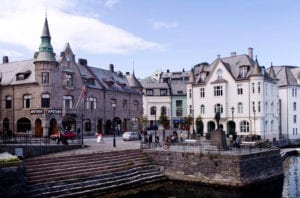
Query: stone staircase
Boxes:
[{"xmin": 24, "ymin": 150, "xmax": 165, "ymax": 197}]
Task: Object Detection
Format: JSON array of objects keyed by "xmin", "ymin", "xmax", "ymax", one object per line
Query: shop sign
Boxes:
[
  {"xmin": 30, "ymin": 109, "xmax": 44, "ymax": 114},
  {"xmin": 47, "ymin": 109, "xmax": 62, "ymax": 114}
]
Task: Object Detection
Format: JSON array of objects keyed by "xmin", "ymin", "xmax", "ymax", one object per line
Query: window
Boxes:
[
  {"xmin": 240, "ymin": 121, "xmax": 249, "ymax": 133},
  {"xmin": 252, "ymin": 83, "xmax": 255, "ymax": 94},
  {"xmin": 160, "ymin": 89, "xmax": 167, "ymax": 96},
  {"xmin": 200, "ymin": 105, "xmax": 205, "ymax": 114},
  {"xmin": 217, "ymin": 69, "xmax": 223, "ymax": 79},
  {"xmin": 294, "ymin": 102, "xmax": 297, "ymax": 111},
  {"xmin": 150, "ymin": 106, "xmax": 156, "ymax": 115},
  {"xmin": 294, "ymin": 115, "xmax": 297, "ymax": 124},
  {"xmin": 63, "ymin": 96, "xmax": 73, "ymax": 109},
  {"xmin": 214, "ymin": 86, "xmax": 223, "ymax": 96},
  {"xmin": 23, "ymin": 95, "xmax": 31, "ymax": 108},
  {"xmin": 271, "ymin": 102, "xmax": 274, "ymax": 113},
  {"xmin": 176, "ymin": 100, "xmax": 183, "ymax": 116},
  {"xmin": 66, "ymin": 74, "xmax": 73, "ymax": 87},
  {"xmin": 240, "ymin": 66, "xmax": 248, "ymax": 78},
  {"xmin": 200, "ymin": 88, "xmax": 205, "ymax": 98},
  {"xmin": 161, "ymin": 106, "xmax": 167, "ymax": 116},
  {"xmin": 237, "ymin": 84, "xmax": 243, "ymax": 95},
  {"xmin": 214, "ymin": 103, "xmax": 223, "ymax": 113},
  {"xmin": 252, "ymin": 101, "xmax": 256, "ymax": 113},
  {"xmin": 189, "ymin": 89, "xmax": 192, "ymax": 98},
  {"xmin": 258, "ymin": 101, "xmax": 261, "ymax": 112},
  {"xmin": 87, "ymin": 97, "xmax": 97, "ymax": 110},
  {"xmin": 85, "ymin": 119, "xmax": 91, "ymax": 131},
  {"xmin": 258, "ymin": 82, "xmax": 261, "ymax": 93},
  {"xmin": 200, "ymin": 72, "xmax": 207, "ymax": 82},
  {"xmin": 41, "ymin": 93, "xmax": 50, "ymax": 108},
  {"xmin": 189, "ymin": 105, "xmax": 193, "ymax": 115},
  {"xmin": 41, "ymin": 72, "xmax": 49, "ymax": 84},
  {"xmin": 6, "ymin": 96, "xmax": 12, "ymax": 109},
  {"xmin": 292, "ymin": 88, "xmax": 297, "ymax": 97},
  {"xmin": 134, "ymin": 100, "xmax": 138, "ymax": 111},
  {"xmin": 238, "ymin": 102, "xmax": 243, "ymax": 113},
  {"xmin": 271, "ymin": 120, "xmax": 274, "ymax": 132},
  {"xmin": 146, "ymin": 89, "xmax": 153, "ymax": 96},
  {"xmin": 123, "ymin": 100, "xmax": 128, "ymax": 109}
]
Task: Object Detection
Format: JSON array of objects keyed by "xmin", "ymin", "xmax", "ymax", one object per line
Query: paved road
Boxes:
[{"xmin": 44, "ymin": 136, "xmax": 141, "ymax": 157}]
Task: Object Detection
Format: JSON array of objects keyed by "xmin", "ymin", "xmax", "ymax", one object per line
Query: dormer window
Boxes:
[
  {"xmin": 217, "ymin": 69, "xmax": 223, "ymax": 79},
  {"xmin": 239, "ymin": 66, "xmax": 248, "ymax": 78},
  {"xmin": 16, "ymin": 70, "xmax": 31, "ymax": 81},
  {"xmin": 87, "ymin": 78, "xmax": 95, "ymax": 86},
  {"xmin": 200, "ymin": 72, "xmax": 207, "ymax": 82}
]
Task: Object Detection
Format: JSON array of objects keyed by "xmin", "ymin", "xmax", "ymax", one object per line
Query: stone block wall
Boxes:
[{"xmin": 144, "ymin": 149, "xmax": 283, "ymax": 187}]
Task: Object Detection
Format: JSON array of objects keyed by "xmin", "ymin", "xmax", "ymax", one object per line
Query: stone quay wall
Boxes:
[{"xmin": 144, "ymin": 149, "xmax": 283, "ymax": 187}]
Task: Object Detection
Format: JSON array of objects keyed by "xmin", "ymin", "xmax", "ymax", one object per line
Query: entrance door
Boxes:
[{"xmin": 35, "ymin": 119, "xmax": 43, "ymax": 137}]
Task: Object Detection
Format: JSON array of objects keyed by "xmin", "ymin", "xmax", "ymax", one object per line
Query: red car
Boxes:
[{"xmin": 50, "ymin": 130, "xmax": 76, "ymax": 140}]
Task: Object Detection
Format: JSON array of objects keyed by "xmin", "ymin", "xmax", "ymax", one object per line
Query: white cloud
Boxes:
[
  {"xmin": 0, "ymin": 0, "xmax": 163, "ymax": 57},
  {"xmin": 104, "ymin": 0, "xmax": 119, "ymax": 8},
  {"xmin": 150, "ymin": 20, "xmax": 178, "ymax": 30}
]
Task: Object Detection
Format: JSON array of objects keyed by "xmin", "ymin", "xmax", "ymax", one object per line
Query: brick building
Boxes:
[{"xmin": 0, "ymin": 17, "xmax": 143, "ymax": 137}]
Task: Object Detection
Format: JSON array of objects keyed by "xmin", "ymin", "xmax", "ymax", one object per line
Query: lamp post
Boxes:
[
  {"xmin": 154, "ymin": 107, "xmax": 157, "ymax": 138},
  {"xmin": 253, "ymin": 107, "xmax": 256, "ymax": 136},
  {"xmin": 231, "ymin": 106, "xmax": 235, "ymax": 121},
  {"xmin": 191, "ymin": 109, "xmax": 195, "ymax": 137},
  {"xmin": 111, "ymin": 100, "xmax": 116, "ymax": 147}
]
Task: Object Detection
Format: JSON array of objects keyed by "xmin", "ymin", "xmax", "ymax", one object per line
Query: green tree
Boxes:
[
  {"xmin": 140, "ymin": 115, "xmax": 148, "ymax": 131},
  {"xmin": 159, "ymin": 114, "xmax": 169, "ymax": 141}
]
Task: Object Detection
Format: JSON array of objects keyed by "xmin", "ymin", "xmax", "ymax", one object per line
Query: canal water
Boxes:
[{"xmin": 117, "ymin": 153, "xmax": 299, "ymax": 198}]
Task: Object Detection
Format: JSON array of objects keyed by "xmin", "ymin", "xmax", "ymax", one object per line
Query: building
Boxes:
[
  {"xmin": 270, "ymin": 65, "xmax": 300, "ymax": 140},
  {"xmin": 187, "ymin": 48, "xmax": 280, "ymax": 141},
  {"xmin": 0, "ymin": 17, "xmax": 143, "ymax": 137}
]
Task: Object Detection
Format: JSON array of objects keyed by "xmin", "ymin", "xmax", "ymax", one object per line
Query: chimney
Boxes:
[
  {"xmin": 126, "ymin": 72, "xmax": 130, "ymax": 75},
  {"xmin": 3, "ymin": 56, "xmax": 9, "ymax": 64},
  {"xmin": 182, "ymin": 68, "xmax": 185, "ymax": 72},
  {"xmin": 167, "ymin": 69, "xmax": 170, "ymax": 73},
  {"xmin": 217, "ymin": 54, "xmax": 221, "ymax": 59},
  {"xmin": 78, "ymin": 58, "xmax": 87, "ymax": 66},
  {"xmin": 231, "ymin": 52, "xmax": 236, "ymax": 57},
  {"xmin": 109, "ymin": 64, "xmax": 114, "ymax": 72},
  {"xmin": 248, "ymin": 47, "xmax": 253, "ymax": 59}
]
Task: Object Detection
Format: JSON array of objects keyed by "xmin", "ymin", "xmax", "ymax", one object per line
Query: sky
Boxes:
[{"xmin": 1, "ymin": 0, "xmax": 300, "ymax": 78}]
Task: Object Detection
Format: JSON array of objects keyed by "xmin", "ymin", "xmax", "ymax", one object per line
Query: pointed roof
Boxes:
[
  {"xmin": 250, "ymin": 59, "xmax": 263, "ymax": 77},
  {"xmin": 34, "ymin": 17, "xmax": 57, "ymax": 64},
  {"xmin": 269, "ymin": 65, "xmax": 276, "ymax": 79}
]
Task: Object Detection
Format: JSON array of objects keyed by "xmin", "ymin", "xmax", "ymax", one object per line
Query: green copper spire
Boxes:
[
  {"xmin": 39, "ymin": 17, "xmax": 54, "ymax": 52},
  {"xmin": 34, "ymin": 16, "xmax": 57, "ymax": 63}
]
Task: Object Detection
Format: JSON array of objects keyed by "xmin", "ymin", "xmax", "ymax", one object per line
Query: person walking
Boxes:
[{"xmin": 97, "ymin": 131, "xmax": 104, "ymax": 143}]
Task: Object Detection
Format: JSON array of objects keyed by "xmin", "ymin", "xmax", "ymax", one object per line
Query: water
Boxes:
[
  {"xmin": 282, "ymin": 154, "xmax": 300, "ymax": 198},
  {"xmin": 115, "ymin": 154, "xmax": 300, "ymax": 198}
]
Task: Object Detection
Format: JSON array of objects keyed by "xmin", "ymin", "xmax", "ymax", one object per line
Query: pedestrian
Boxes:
[{"xmin": 97, "ymin": 131, "xmax": 104, "ymax": 143}]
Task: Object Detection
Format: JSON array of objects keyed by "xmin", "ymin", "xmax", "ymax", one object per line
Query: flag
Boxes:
[{"xmin": 75, "ymin": 84, "xmax": 87, "ymax": 109}]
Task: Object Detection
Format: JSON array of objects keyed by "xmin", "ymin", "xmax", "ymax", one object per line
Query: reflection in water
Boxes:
[
  {"xmin": 118, "ymin": 179, "xmax": 283, "ymax": 198},
  {"xmin": 283, "ymin": 154, "xmax": 300, "ymax": 198}
]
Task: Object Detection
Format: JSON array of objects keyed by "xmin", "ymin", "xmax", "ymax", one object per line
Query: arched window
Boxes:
[
  {"xmin": 293, "ymin": 102, "xmax": 297, "ymax": 111},
  {"xmin": 200, "ymin": 105, "xmax": 205, "ymax": 114},
  {"xmin": 240, "ymin": 121, "xmax": 249, "ymax": 133},
  {"xmin": 214, "ymin": 103, "xmax": 223, "ymax": 113},
  {"xmin": 271, "ymin": 120, "xmax": 274, "ymax": 132},
  {"xmin": 217, "ymin": 69, "xmax": 223, "ymax": 79},
  {"xmin": 238, "ymin": 102, "xmax": 243, "ymax": 113},
  {"xmin": 161, "ymin": 106, "xmax": 167, "ymax": 116},
  {"xmin": 150, "ymin": 106, "xmax": 156, "ymax": 115}
]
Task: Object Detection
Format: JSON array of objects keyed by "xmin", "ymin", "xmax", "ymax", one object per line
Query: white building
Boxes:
[
  {"xmin": 271, "ymin": 66, "xmax": 300, "ymax": 140},
  {"xmin": 187, "ymin": 48, "xmax": 280, "ymax": 141}
]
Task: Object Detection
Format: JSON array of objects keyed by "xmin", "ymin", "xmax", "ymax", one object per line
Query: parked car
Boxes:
[{"xmin": 122, "ymin": 131, "xmax": 140, "ymax": 141}]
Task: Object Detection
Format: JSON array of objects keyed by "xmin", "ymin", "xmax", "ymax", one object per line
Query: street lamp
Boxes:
[
  {"xmin": 111, "ymin": 100, "xmax": 116, "ymax": 147},
  {"xmin": 231, "ymin": 106, "xmax": 235, "ymax": 121},
  {"xmin": 154, "ymin": 107, "xmax": 157, "ymax": 138},
  {"xmin": 253, "ymin": 106, "xmax": 256, "ymax": 136}
]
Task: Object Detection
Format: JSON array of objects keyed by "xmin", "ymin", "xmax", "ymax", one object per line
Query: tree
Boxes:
[
  {"xmin": 140, "ymin": 115, "xmax": 148, "ymax": 131},
  {"xmin": 159, "ymin": 114, "xmax": 169, "ymax": 141},
  {"xmin": 183, "ymin": 115, "xmax": 193, "ymax": 131}
]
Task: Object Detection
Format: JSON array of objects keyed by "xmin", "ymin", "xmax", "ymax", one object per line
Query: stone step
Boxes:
[
  {"xmin": 28, "ymin": 165, "xmax": 162, "ymax": 197},
  {"xmin": 24, "ymin": 150, "xmax": 144, "ymax": 168},
  {"xmin": 26, "ymin": 155, "xmax": 148, "ymax": 177},
  {"xmin": 26, "ymin": 159, "xmax": 150, "ymax": 185}
]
